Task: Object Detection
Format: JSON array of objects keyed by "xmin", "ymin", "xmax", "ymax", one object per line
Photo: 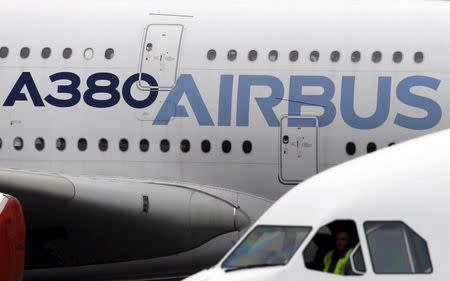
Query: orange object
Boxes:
[{"xmin": 0, "ymin": 196, "xmax": 26, "ymax": 281}]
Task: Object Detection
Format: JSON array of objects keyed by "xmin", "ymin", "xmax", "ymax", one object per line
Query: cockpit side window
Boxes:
[
  {"xmin": 303, "ymin": 220, "xmax": 366, "ymax": 276},
  {"xmin": 364, "ymin": 221, "xmax": 432, "ymax": 274}
]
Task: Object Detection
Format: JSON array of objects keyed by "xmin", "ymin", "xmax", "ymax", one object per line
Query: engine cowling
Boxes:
[{"xmin": 0, "ymin": 194, "xmax": 26, "ymax": 281}]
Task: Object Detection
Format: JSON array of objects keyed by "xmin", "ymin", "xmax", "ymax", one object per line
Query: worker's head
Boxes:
[{"xmin": 334, "ymin": 230, "xmax": 351, "ymax": 252}]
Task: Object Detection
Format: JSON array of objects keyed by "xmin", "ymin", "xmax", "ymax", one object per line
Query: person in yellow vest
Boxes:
[{"xmin": 323, "ymin": 230, "xmax": 353, "ymax": 275}]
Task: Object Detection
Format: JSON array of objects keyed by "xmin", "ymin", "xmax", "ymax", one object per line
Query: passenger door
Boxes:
[
  {"xmin": 139, "ymin": 24, "xmax": 183, "ymax": 91},
  {"xmin": 279, "ymin": 115, "xmax": 318, "ymax": 184}
]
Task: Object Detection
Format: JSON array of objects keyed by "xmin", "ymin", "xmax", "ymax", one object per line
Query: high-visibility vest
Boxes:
[{"xmin": 323, "ymin": 249, "xmax": 352, "ymax": 275}]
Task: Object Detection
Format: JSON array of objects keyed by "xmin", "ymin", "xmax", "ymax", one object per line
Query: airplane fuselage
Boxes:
[{"xmin": 1, "ymin": 0, "xmax": 450, "ymax": 279}]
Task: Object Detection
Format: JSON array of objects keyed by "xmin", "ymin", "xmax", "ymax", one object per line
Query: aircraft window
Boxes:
[
  {"xmin": 0, "ymin": 138, "xmax": 2, "ymax": 149},
  {"xmin": 207, "ymin": 49, "xmax": 216, "ymax": 61},
  {"xmin": 351, "ymin": 51, "xmax": 361, "ymax": 63},
  {"xmin": 330, "ymin": 51, "xmax": 340, "ymax": 63},
  {"xmin": 414, "ymin": 52, "xmax": 424, "ymax": 63},
  {"xmin": 364, "ymin": 221, "xmax": 432, "ymax": 274},
  {"xmin": 160, "ymin": 139, "xmax": 170, "ymax": 152},
  {"xmin": 140, "ymin": 139, "xmax": 149, "ymax": 152},
  {"xmin": 78, "ymin": 138, "xmax": 87, "ymax": 151},
  {"xmin": 289, "ymin": 50, "xmax": 299, "ymax": 62},
  {"xmin": 56, "ymin": 138, "xmax": 66, "ymax": 151},
  {"xmin": 222, "ymin": 225, "xmax": 311, "ymax": 270},
  {"xmin": 367, "ymin": 142, "xmax": 377, "ymax": 153},
  {"xmin": 180, "ymin": 139, "xmax": 190, "ymax": 153},
  {"xmin": 346, "ymin": 142, "xmax": 356, "ymax": 156},
  {"xmin": 228, "ymin": 49, "xmax": 237, "ymax": 61},
  {"xmin": 63, "ymin": 48, "xmax": 72, "ymax": 59},
  {"xmin": 222, "ymin": 140, "xmax": 231, "ymax": 153},
  {"xmin": 13, "ymin": 137, "xmax": 23, "ymax": 151},
  {"xmin": 119, "ymin": 138, "xmax": 129, "ymax": 152},
  {"xmin": 372, "ymin": 51, "xmax": 382, "ymax": 63},
  {"xmin": 310, "ymin": 50, "xmax": 320, "ymax": 62},
  {"xmin": 268, "ymin": 50, "xmax": 278, "ymax": 62},
  {"xmin": 351, "ymin": 245, "xmax": 367, "ymax": 274},
  {"xmin": 242, "ymin": 140, "xmax": 252, "ymax": 154},
  {"xmin": 98, "ymin": 138, "xmax": 108, "ymax": 152},
  {"xmin": 105, "ymin": 48, "xmax": 114, "ymax": 60},
  {"xmin": 303, "ymin": 220, "xmax": 365, "ymax": 276},
  {"xmin": 393, "ymin": 51, "xmax": 403, "ymax": 63},
  {"xmin": 41, "ymin": 47, "xmax": 51, "ymax": 59},
  {"xmin": 248, "ymin": 50, "xmax": 258, "ymax": 61},
  {"xmin": 84, "ymin": 48, "xmax": 94, "ymax": 60},
  {"xmin": 201, "ymin": 140, "xmax": 211, "ymax": 153},
  {"xmin": 0, "ymin": 47, "xmax": 8, "ymax": 58},
  {"xmin": 388, "ymin": 142, "xmax": 396, "ymax": 146},
  {"xmin": 20, "ymin": 47, "xmax": 30, "ymax": 59},
  {"xmin": 35, "ymin": 137, "xmax": 45, "ymax": 151}
]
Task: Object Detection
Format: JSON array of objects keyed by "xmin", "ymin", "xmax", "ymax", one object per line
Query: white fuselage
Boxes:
[
  {"xmin": 1, "ymin": 0, "xmax": 450, "ymax": 279},
  {"xmin": 1, "ymin": 0, "xmax": 449, "ymax": 199}
]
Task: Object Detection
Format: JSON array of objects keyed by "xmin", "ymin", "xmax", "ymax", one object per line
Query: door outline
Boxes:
[
  {"xmin": 278, "ymin": 114, "xmax": 319, "ymax": 185},
  {"xmin": 138, "ymin": 23, "xmax": 184, "ymax": 92}
]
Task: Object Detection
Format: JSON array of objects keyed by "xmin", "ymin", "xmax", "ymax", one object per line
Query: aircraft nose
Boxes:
[{"xmin": 234, "ymin": 207, "xmax": 250, "ymax": 231}]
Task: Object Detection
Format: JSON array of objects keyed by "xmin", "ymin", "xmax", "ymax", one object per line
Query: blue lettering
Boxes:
[
  {"xmin": 44, "ymin": 72, "xmax": 81, "ymax": 107},
  {"xmin": 288, "ymin": 76, "xmax": 335, "ymax": 127},
  {"xmin": 154, "ymin": 74, "xmax": 214, "ymax": 126},
  {"xmin": 83, "ymin": 73, "xmax": 120, "ymax": 108},
  {"xmin": 4, "ymin": 72, "xmax": 44, "ymax": 106},
  {"xmin": 394, "ymin": 76, "xmax": 441, "ymax": 130},
  {"xmin": 341, "ymin": 76, "xmax": 391, "ymax": 129},
  {"xmin": 218, "ymin": 75, "xmax": 233, "ymax": 126},
  {"xmin": 236, "ymin": 75, "xmax": 283, "ymax": 127},
  {"xmin": 122, "ymin": 73, "xmax": 159, "ymax": 109}
]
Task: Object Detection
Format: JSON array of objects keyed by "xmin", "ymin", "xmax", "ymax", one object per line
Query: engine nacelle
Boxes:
[{"xmin": 0, "ymin": 195, "xmax": 26, "ymax": 281}]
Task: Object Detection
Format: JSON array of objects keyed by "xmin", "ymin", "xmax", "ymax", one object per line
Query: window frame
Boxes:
[
  {"xmin": 289, "ymin": 50, "xmax": 299, "ymax": 62},
  {"xmin": 160, "ymin": 139, "xmax": 170, "ymax": 153},
  {"xmin": 78, "ymin": 138, "xmax": 88, "ymax": 151},
  {"xmin": 351, "ymin": 51, "xmax": 361, "ymax": 63},
  {"xmin": 201, "ymin": 139, "xmax": 211, "ymax": 153},
  {"xmin": 35, "ymin": 137, "xmax": 45, "ymax": 151},
  {"xmin": 180, "ymin": 139, "xmax": 190, "ymax": 153},
  {"xmin": 0, "ymin": 46, "xmax": 8, "ymax": 58},
  {"xmin": 227, "ymin": 49, "xmax": 237, "ymax": 61},
  {"xmin": 207, "ymin": 49, "xmax": 216, "ymax": 61},
  {"xmin": 221, "ymin": 224, "xmax": 313, "ymax": 269},
  {"xmin": 363, "ymin": 221, "xmax": 433, "ymax": 275},
  {"xmin": 20, "ymin": 47, "xmax": 30, "ymax": 59},
  {"xmin": 302, "ymin": 219, "xmax": 366, "ymax": 276},
  {"xmin": 222, "ymin": 140, "xmax": 232, "ymax": 153},
  {"xmin": 56, "ymin": 138, "xmax": 66, "ymax": 151},
  {"xmin": 139, "ymin": 139, "xmax": 149, "ymax": 152},
  {"xmin": 41, "ymin": 47, "xmax": 51, "ymax": 59},
  {"xmin": 13, "ymin": 137, "xmax": 23, "ymax": 151},
  {"xmin": 98, "ymin": 138, "xmax": 108, "ymax": 152},
  {"xmin": 330, "ymin": 50, "xmax": 340, "ymax": 63},
  {"xmin": 62, "ymin": 47, "xmax": 72, "ymax": 59},
  {"xmin": 119, "ymin": 138, "xmax": 129, "ymax": 152},
  {"xmin": 104, "ymin": 48, "xmax": 114, "ymax": 60}
]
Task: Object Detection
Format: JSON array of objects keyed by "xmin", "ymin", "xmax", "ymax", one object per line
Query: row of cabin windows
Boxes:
[
  {"xmin": 345, "ymin": 142, "xmax": 395, "ymax": 155},
  {"xmin": 3, "ymin": 137, "xmax": 253, "ymax": 154},
  {"xmin": 207, "ymin": 49, "xmax": 425, "ymax": 64},
  {"xmin": 0, "ymin": 47, "xmax": 115, "ymax": 60}
]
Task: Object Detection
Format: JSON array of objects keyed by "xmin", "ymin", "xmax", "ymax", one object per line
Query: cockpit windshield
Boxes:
[{"xmin": 222, "ymin": 225, "xmax": 311, "ymax": 270}]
